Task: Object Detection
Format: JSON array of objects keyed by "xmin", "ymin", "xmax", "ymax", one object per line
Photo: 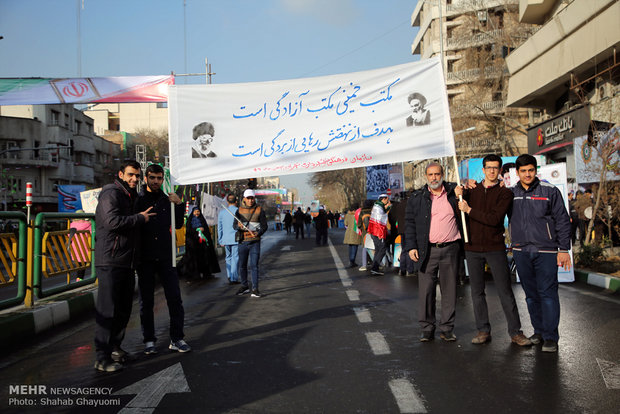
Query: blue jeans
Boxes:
[
  {"xmin": 513, "ymin": 250, "xmax": 560, "ymax": 341},
  {"xmin": 348, "ymin": 244, "xmax": 359, "ymax": 264},
  {"xmin": 238, "ymin": 241, "xmax": 260, "ymax": 289},
  {"xmin": 224, "ymin": 245, "xmax": 239, "ymax": 282}
]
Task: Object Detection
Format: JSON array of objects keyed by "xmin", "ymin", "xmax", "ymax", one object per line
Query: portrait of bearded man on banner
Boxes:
[
  {"xmin": 191, "ymin": 121, "xmax": 218, "ymax": 158},
  {"xmin": 405, "ymin": 92, "xmax": 431, "ymax": 127}
]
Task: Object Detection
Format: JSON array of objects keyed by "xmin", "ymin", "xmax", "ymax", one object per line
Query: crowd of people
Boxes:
[{"xmin": 92, "ymin": 152, "xmax": 571, "ymax": 372}]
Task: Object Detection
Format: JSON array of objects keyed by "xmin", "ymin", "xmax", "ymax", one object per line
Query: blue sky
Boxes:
[{"xmin": 0, "ymin": 0, "xmax": 420, "ymax": 205}]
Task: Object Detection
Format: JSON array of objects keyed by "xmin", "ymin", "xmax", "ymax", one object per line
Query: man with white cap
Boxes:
[
  {"xmin": 367, "ymin": 193, "xmax": 392, "ymax": 275},
  {"xmin": 234, "ymin": 189, "xmax": 268, "ymax": 297}
]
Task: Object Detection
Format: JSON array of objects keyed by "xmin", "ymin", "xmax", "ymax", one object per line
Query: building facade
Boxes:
[
  {"xmin": 0, "ymin": 104, "xmax": 120, "ymax": 211},
  {"xmin": 506, "ymin": 0, "xmax": 619, "ymax": 182},
  {"xmin": 410, "ymin": 0, "xmax": 537, "ymax": 171}
]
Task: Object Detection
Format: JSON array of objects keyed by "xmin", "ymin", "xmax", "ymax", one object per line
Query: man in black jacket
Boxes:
[
  {"xmin": 94, "ymin": 160, "xmax": 155, "ymax": 372},
  {"xmin": 405, "ymin": 162, "xmax": 462, "ymax": 342},
  {"xmin": 136, "ymin": 164, "xmax": 190, "ymax": 356}
]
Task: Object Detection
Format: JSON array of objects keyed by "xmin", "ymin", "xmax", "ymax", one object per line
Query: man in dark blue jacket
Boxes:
[
  {"xmin": 510, "ymin": 154, "xmax": 571, "ymax": 353},
  {"xmin": 94, "ymin": 160, "xmax": 155, "ymax": 372},
  {"xmin": 136, "ymin": 164, "xmax": 189, "ymax": 356}
]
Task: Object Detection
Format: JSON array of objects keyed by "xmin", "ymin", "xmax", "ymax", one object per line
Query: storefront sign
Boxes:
[{"xmin": 528, "ymin": 106, "xmax": 589, "ymax": 154}]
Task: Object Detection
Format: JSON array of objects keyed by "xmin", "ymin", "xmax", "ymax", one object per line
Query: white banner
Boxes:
[{"xmin": 169, "ymin": 58, "xmax": 454, "ymax": 185}]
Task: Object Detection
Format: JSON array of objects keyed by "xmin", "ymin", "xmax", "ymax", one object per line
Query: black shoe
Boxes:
[
  {"xmin": 349, "ymin": 262, "xmax": 358, "ymax": 268},
  {"xmin": 251, "ymin": 289, "xmax": 261, "ymax": 298},
  {"xmin": 440, "ymin": 331, "xmax": 457, "ymax": 342},
  {"xmin": 370, "ymin": 269, "xmax": 384, "ymax": 276},
  {"xmin": 420, "ymin": 331, "xmax": 434, "ymax": 342},
  {"xmin": 94, "ymin": 359, "xmax": 123, "ymax": 372},
  {"xmin": 529, "ymin": 333, "xmax": 543, "ymax": 345},
  {"xmin": 236, "ymin": 286, "xmax": 250, "ymax": 296},
  {"xmin": 542, "ymin": 340, "xmax": 558, "ymax": 353}
]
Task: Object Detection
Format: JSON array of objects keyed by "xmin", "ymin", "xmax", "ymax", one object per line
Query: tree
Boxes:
[
  {"xmin": 310, "ymin": 167, "xmax": 365, "ymax": 211},
  {"xmin": 132, "ymin": 127, "xmax": 169, "ymax": 162}
]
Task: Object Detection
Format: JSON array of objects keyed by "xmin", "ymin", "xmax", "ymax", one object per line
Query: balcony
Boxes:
[
  {"xmin": 446, "ymin": 28, "xmax": 504, "ymax": 50},
  {"xmin": 446, "ymin": 65, "xmax": 508, "ymax": 84},
  {"xmin": 446, "ymin": 0, "xmax": 519, "ymax": 15},
  {"xmin": 452, "ymin": 100, "xmax": 506, "ymax": 115}
]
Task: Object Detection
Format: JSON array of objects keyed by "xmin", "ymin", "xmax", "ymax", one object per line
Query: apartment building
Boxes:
[
  {"xmin": 506, "ymin": 0, "xmax": 619, "ymax": 181},
  {"xmin": 410, "ymin": 0, "xmax": 537, "ymax": 164},
  {"xmin": 0, "ymin": 104, "xmax": 120, "ymax": 210}
]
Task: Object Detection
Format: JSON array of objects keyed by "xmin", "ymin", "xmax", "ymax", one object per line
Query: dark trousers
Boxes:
[
  {"xmin": 370, "ymin": 235, "xmax": 387, "ymax": 271},
  {"xmin": 238, "ymin": 240, "xmax": 261, "ymax": 289},
  {"xmin": 316, "ymin": 228, "xmax": 328, "ymax": 245},
  {"xmin": 137, "ymin": 260, "xmax": 185, "ymax": 344},
  {"xmin": 348, "ymin": 244, "xmax": 359, "ymax": 264},
  {"xmin": 295, "ymin": 224, "xmax": 304, "ymax": 239},
  {"xmin": 418, "ymin": 243, "xmax": 459, "ymax": 333},
  {"xmin": 466, "ymin": 250, "xmax": 522, "ymax": 337},
  {"xmin": 513, "ymin": 250, "xmax": 560, "ymax": 341},
  {"xmin": 94, "ymin": 266, "xmax": 135, "ymax": 361}
]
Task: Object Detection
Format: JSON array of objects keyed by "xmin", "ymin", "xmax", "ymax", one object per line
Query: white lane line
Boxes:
[
  {"xmin": 346, "ymin": 289, "xmax": 360, "ymax": 301},
  {"xmin": 280, "ymin": 245, "xmax": 292, "ymax": 251},
  {"xmin": 388, "ymin": 378, "xmax": 428, "ymax": 413},
  {"xmin": 327, "ymin": 239, "xmax": 354, "ymax": 287},
  {"xmin": 597, "ymin": 358, "xmax": 620, "ymax": 389},
  {"xmin": 365, "ymin": 331, "xmax": 390, "ymax": 355},
  {"xmin": 353, "ymin": 306, "xmax": 372, "ymax": 323}
]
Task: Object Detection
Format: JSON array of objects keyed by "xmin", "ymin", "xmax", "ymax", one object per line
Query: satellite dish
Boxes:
[{"xmin": 584, "ymin": 206, "xmax": 593, "ymax": 219}]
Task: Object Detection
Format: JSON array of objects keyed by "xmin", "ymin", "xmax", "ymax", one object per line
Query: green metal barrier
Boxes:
[
  {"xmin": 0, "ymin": 212, "xmax": 27, "ymax": 309},
  {"xmin": 33, "ymin": 212, "xmax": 96, "ymax": 299}
]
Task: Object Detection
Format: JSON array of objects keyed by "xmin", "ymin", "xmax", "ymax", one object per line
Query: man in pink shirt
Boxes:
[{"xmin": 404, "ymin": 162, "xmax": 463, "ymax": 342}]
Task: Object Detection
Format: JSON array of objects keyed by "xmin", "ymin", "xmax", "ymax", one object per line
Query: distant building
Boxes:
[{"xmin": 0, "ymin": 104, "xmax": 121, "ymax": 211}]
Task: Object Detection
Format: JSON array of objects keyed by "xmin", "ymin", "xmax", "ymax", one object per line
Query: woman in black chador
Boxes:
[{"xmin": 182, "ymin": 207, "xmax": 221, "ymax": 280}]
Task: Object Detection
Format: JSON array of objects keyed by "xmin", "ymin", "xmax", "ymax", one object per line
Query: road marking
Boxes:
[
  {"xmin": 560, "ymin": 284, "xmax": 620, "ymax": 304},
  {"xmin": 346, "ymin": 289, "xmax": 360, "ymax": 301},
  {"xmin": 365, "ymin": 331, "xmax": 390, "ymax": 355},
  {"xmin": 389, "ymin": 378, "xmax": 428, "ymax": 413},
  {"xmin": 597, "ymin": 358, "xmax": 620, "ymax": 389},
  {"xmin": 327, "ymin": 239, "xmax": 354, "ymax": 287},
  {"xmin": 280, "ymin": 245, "xmax": 292, "ymax": 251},
  {"xmin": 353, "ymin": 306, "xmax": 372, "ymax": 323},
  {"xmin": 115, "ymin": 362, "xmax": 190, "ymax": 413}
]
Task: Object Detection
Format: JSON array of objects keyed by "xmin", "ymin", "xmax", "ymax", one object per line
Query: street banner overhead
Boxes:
[
  {"xmin": 0, "ymin": 75, "xmax": 174, "ymax": 105},
  {"xmin": 169, "ymin": 58, "xmax": 454, "ymax": 185}
]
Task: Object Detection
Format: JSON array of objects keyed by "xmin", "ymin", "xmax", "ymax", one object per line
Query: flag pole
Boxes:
[{"xmin": 452, "ymin": 154, "xmax": 468, "ymax": 244}]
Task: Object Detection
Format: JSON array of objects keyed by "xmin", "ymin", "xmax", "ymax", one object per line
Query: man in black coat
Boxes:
[
  {"xmin": 94, "ymin": 160, "xmax": 155, "ymax": 372},
  {"xmin": 136, "ymin": 164, "xmax": 190, "ymax": 355},
  {"xmin": 404, "ymin": 162, "xmax": 462, "ymax": 342}
]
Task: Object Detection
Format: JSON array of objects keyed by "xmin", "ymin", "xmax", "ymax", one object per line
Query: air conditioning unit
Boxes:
[{"xmin": 477, "ymin": 11, "xmax": 487, "ymax": 22}]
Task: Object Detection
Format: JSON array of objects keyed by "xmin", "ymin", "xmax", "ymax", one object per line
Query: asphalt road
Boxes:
[{"xmin": 1, "ymin": 228, "xmax": 619, "ymax": 413}]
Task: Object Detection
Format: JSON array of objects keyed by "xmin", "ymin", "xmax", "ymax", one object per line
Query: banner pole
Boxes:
[
  {"xmin": 452, "ymin": 155, "xmax": 468, "ymax": 243},
  {"xmin": 171, "ymin": 201, "xmax": 177, "ymax": 267}
]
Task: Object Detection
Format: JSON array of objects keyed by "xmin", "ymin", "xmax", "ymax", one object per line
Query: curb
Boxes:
[
  {"xmin": 574, "ymin": 269, "xmax": 620, "ymax": 292},
  {"xmin": 0, "ymin": 287, "xmax": 98, "ymax": 352}
]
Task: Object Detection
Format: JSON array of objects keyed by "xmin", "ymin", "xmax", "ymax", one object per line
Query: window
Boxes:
[
  {"xmin": 1, "ymin": 141, "xmax": 19, "ymax": 159},
  {"xmin": 74, "ymin": 120, "xmax": 81, "ymax": 134},
  {"xmin": 64, "ymin": 113, "xmax": 70, "ymax": 127},
  {"xmin": 50, "ymin": 110, "xmax": 60, "ymax": 126},
  {"xmin": 156, "ymin": 102, "xmax": 168, "ymax": 109}
]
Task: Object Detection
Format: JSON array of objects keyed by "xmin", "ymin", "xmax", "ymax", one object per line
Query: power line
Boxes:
[{"xmin": 298, "ymin": 20, "xmax": 410, "ymax": 78}]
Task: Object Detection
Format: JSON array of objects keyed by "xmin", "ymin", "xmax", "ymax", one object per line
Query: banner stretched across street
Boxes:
[
  {"xmin": 168, "ymin": 58, "xmax": 454, "ymax": 185},
  {"xmin": 0, "ymin": 75, "xmax": 174, "ymax": 105}
]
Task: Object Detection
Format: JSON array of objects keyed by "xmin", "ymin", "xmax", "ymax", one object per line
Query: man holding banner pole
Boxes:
[
  {"xmin": 405, "ymin": 162, "xmax": 463, "ymax": 342},
  {"xmin": 136, "ymin": 164, "xmax": 190, "ymax": 355}
]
